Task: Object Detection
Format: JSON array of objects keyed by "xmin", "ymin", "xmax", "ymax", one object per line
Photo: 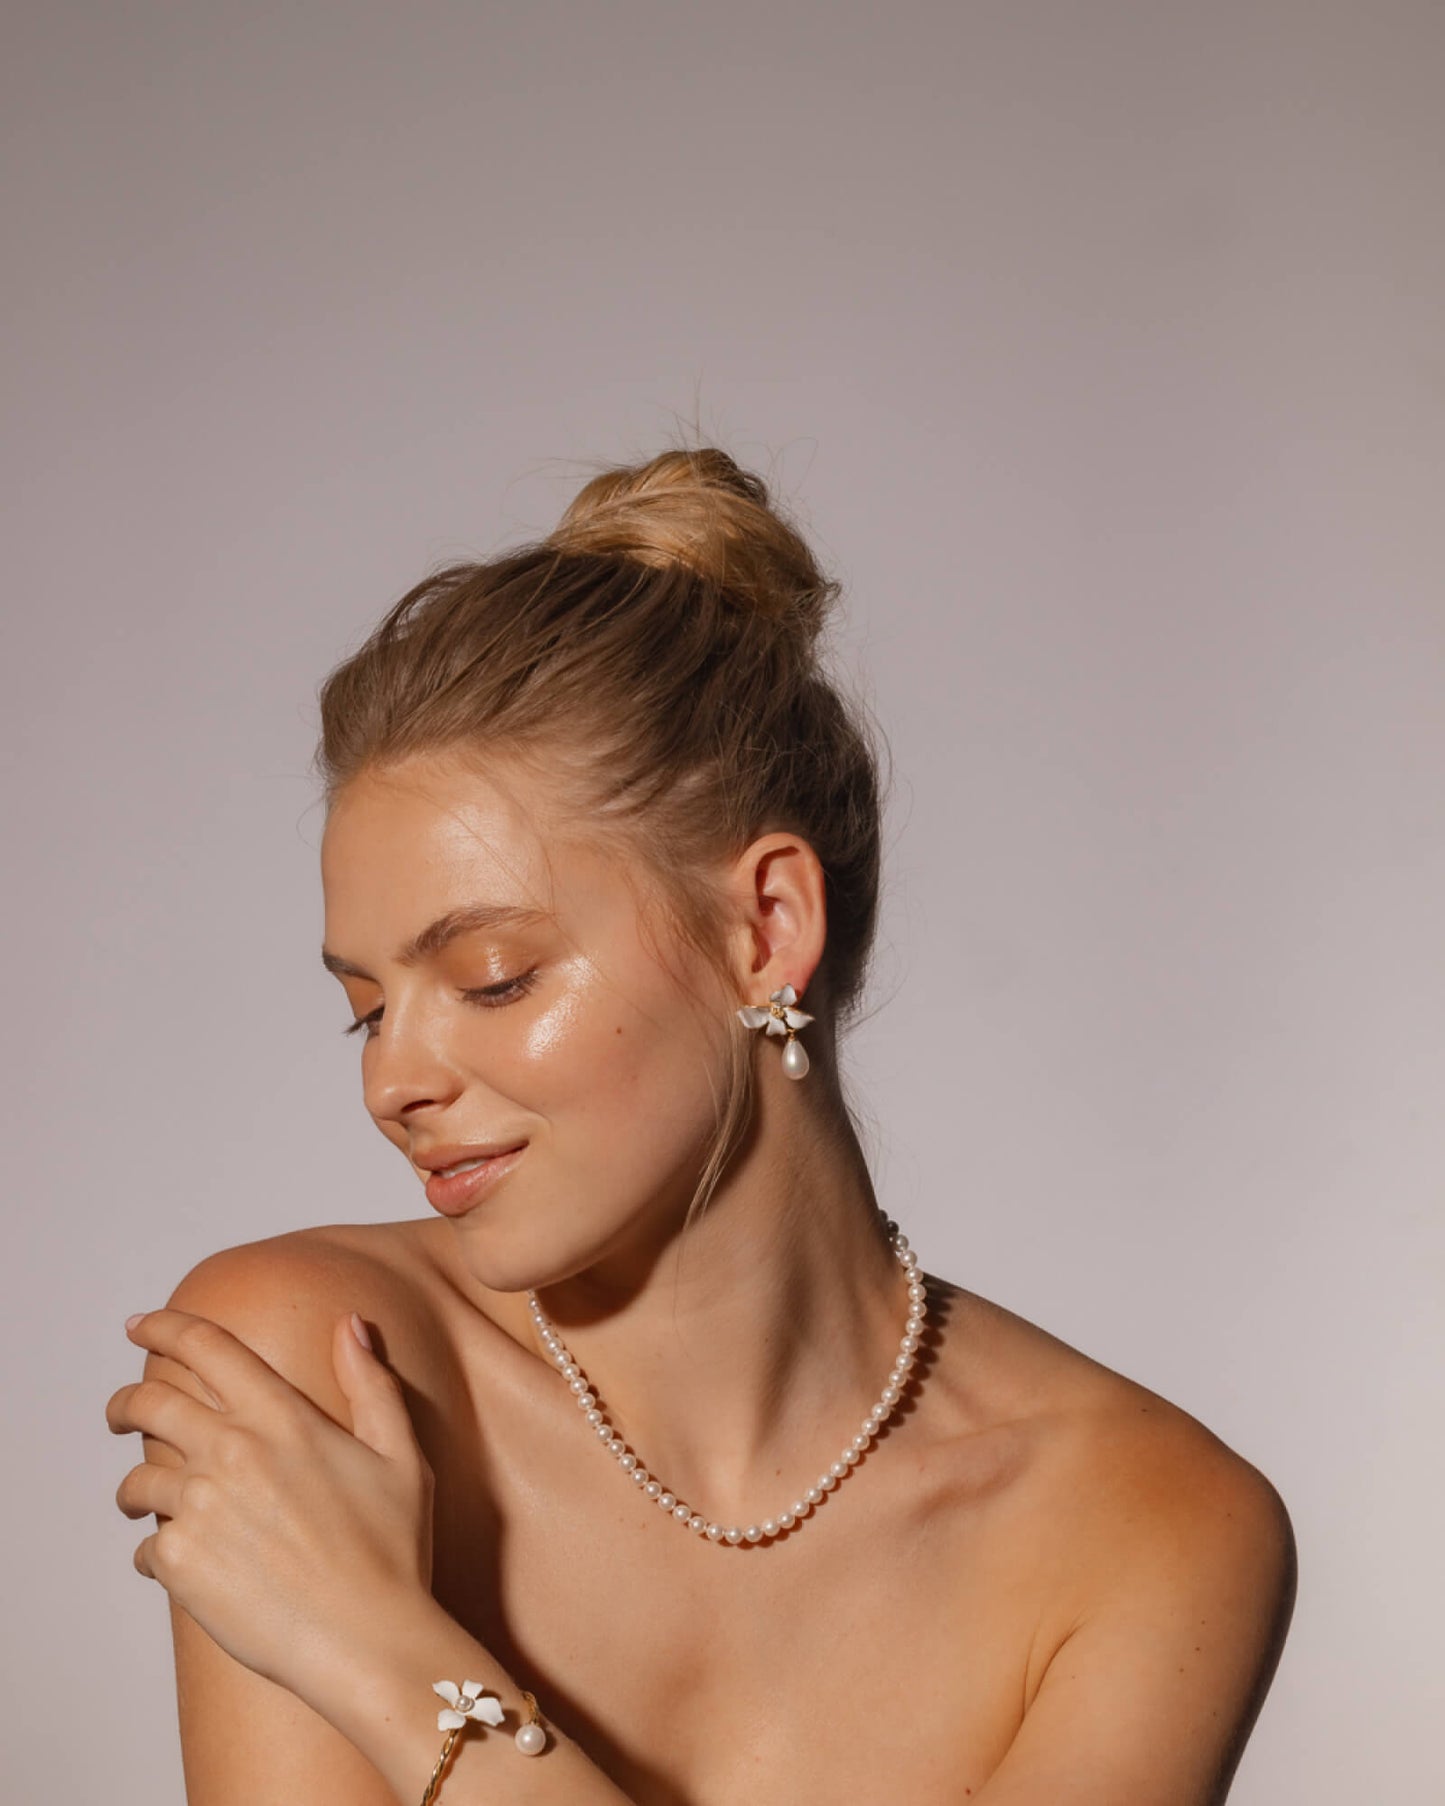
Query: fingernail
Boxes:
[
  {"xmin": 349, "ymin": 1311, "xmax": 373, "ymax": 1351},
  {"xmin": 125, "ymin": 1313, "xmax": 145, "ymax": 1332}
]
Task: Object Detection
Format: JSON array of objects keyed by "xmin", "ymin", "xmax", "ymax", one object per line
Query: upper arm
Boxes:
[
  {"xmin": 976, "ymin": 1433, "xmax": 1297, "ymax": 1806},
  {"xmin": 141, "ymin": 1237, "xmax": 404, "ymax": 1805}
]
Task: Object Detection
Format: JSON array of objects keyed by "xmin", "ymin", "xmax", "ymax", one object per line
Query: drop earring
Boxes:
[{"xmin": 737, "ymin": 982, "xmax": 815, "ymax": 1080}]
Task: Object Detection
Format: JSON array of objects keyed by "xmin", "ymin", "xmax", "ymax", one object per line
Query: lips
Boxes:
[
  {"xmin": 413, "ymin": 1141, "xmax": 529, "ymax": 1174},
  {"xmin": 419, "ymin": 1143, "xmax": 529, "ymax": 1218}
]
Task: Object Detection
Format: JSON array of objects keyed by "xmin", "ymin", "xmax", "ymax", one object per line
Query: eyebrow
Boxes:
[{"xmin": 321, "ymin": 902, "xmax": 551, "ymax": 980}]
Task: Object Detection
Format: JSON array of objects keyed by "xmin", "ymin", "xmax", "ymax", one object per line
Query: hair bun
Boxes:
[{"xmin": 547, "ymin": 447, "xmax": 837, "ymax": 647}]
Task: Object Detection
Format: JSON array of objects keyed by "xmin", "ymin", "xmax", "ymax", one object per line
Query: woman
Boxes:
[{"xmin": 106, "ymin": 447, "xmax": 1295, "ymax": 1804}]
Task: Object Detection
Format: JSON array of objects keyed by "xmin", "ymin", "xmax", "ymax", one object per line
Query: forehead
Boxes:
[{"xmin": 320, "ymin": 753, "xmax": 577, "ymax": 933}]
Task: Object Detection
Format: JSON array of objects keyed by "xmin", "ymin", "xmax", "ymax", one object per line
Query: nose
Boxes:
[{"xmin": 361, "ymin": 996, "xmax": 467, "ymax": 1128}]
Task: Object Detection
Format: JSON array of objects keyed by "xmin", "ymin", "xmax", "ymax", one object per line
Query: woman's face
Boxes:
[{"xmin": 319, "ymin": 749, "xmax": 736, "ymax": 1294}]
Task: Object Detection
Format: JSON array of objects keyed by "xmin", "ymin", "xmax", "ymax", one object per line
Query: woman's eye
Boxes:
[
  {"xmin": 460, "ymin": 967, "xmax": 541, "ymax": 1010},
  {"xmin": 341, "ymin": 968, "xmax": 540, "ymax": 1041}
]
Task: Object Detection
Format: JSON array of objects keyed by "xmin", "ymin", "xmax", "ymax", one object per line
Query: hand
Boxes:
[{"xmin": 106, "ymin": 1308, "xmax": 435, "ymax": 1705}]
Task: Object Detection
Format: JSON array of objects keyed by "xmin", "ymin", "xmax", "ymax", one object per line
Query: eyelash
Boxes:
[{"xmin": 342, "ymin": 968, "xmax": 541, "ymax": 1041}]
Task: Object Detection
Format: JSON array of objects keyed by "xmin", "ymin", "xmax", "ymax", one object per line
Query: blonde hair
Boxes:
[{"xmin": 314, "ymin": 446, "xmax": 888, "ymax": 1230}]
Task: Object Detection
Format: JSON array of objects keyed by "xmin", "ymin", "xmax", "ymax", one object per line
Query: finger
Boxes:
[
  {"xmin": 332, "ymin": 1312, "xmax": 424, "ymax": 1464},
  {"xmin": 125, "ymin": 1309, "xmax": 294, "ymax": 1412},
  {"xmin": 115, "ymin": 1460, "xmax": 186, "ymax": 1522},
  {"xmin": 106, "ymin": 1378, "xmax": 218, "ymax": 1452}
]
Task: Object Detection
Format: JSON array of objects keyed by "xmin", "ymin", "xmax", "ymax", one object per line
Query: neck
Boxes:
[{"xmin": 524, "ymin": 1092, "xmax": 915, "ymax": 1527}]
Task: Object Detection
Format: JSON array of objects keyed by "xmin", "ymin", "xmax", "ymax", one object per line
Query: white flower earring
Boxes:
[{"xmin": 737, "ymin": 982, "xmax": 815, "ymax": 1080}]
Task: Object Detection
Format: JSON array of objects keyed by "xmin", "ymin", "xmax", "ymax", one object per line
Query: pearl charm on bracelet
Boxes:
[
  {"xmin": 515, "ymin": 1690, "xmax": 547, "ymax": 1755},
  {"xmin": 526, "ymin": 1207, "xmax": 925, "ymax": 1549}
]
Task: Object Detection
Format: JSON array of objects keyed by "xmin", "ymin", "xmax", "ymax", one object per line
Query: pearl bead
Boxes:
[
  {"xmin": 618, "ymin": 1450, "xmax": 636, "ymax": 1468},
  {"xmin": 630, "ymin": 1468, "xmax": 648, "ymax": 1485},
  {"xmin": 829, "ymin": 1460, "xmax": 848, "ymax": 1479},
  {"xmin": 644, "ymin": 1481, "xmax": 662, "ymax": 1498},
  {"xmin": 725, "ymin": 1527, "xmax": 744, "ymax": 1545},
  {"xmin": 779, "ymin": 1510, "xmax": 795, "ymax": 1529},
  {"xmin": 672, "ymin": 1503, "xmax": 691, "ymax": 1520},
  {"xmin": 744, "ymin": 1525, "xmax": 763, "ymax": 1542},
  {"xmin": 806, "ymin": 1486, "xmax": 823, "ymax": 1505},
  {"xmin": 781, "ymin": 1037, "xmax": 810, "ymax": 1079},
  {"xmin": 689, "ymin": 1514, "xmax": 706, "ymax": 1531},
  {"xmin": 762, "ymin": 1518, "xmax": 777, "ymax": 1536},
  {"xmin": 706, "ymin": 1523, "xmax": 724, "ymax": 1540},
  {"xmin": 515, "ymin": 1723, "xmax": 547, "ymax": 1757},
  {"xmin": 820, "ymin": 1472, "xmax": 837, "ymax": 1491},
  {"xmin": 658, "ymin": 1491, "xmax": 675, "ymax": 1509}
]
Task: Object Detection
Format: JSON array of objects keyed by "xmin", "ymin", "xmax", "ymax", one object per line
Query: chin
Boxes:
[{"xmin": 450, "ymin": 1185, "xmax": 671, "ymax": 1301}]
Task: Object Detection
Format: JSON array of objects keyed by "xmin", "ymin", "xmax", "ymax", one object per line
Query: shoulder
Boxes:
[
  {"xmin": 942, "ymin": 1294, "xmax": 1296, "ymax": 1799},
  {"xmin": 1067, "ymin": 1382, "xmax": 1296, "ymax": 1627},
  {"xmin": 1011, "ymin": 1308, "xmax": 1296, "ymax": 1636},
  {"xmin": 1020, "ymin": 1400, "xmax": 1295, "ymax": 1798},
  {"xmin": 156, "ymin": 1220, "xmax": 459, "ymax": 1422},
  {"xmin": 935, "ymin": 1283, "xmax": 1294, "ymax": 1684},
  {"xmin": 946, "ymin": 1281, "xmax": 1293, "ymax": 1589}
]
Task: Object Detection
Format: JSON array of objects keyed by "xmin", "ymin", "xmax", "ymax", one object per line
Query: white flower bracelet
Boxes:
[{"xmin": 421, "ymin": 1679, "xmax": 548, "ymax": 1801}]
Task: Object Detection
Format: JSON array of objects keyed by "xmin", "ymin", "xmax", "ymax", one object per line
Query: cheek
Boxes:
[{"xmin": 515, "ymin": 963, "xmax": 725, "ymax": 1143}]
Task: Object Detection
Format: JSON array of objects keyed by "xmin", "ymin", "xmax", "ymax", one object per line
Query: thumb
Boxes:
[{"xmin": 332, "ymin": 1311, "xmax": 418, "ymax": 1461}]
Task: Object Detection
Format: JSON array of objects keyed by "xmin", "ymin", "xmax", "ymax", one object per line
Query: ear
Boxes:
[{"xmin": 726, "ymin": 832, "xmax": 828, "ymax": 1005}]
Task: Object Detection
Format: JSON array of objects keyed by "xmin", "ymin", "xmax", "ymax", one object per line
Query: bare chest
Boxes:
[{"xmin": 428, "ymin": 1413, "xmax": 1052, "ymax": 1806}]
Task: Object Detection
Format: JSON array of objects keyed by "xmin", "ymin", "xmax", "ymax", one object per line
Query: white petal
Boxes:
[
  {"xmin": 437, "ymin": 1708, "xmax": 466, "ymax": 1731},
  {"xmin": 433, "ymin": 1681, "xmax": 462, "ymax": 1707},
  {"xmin": 471, "ymin": 1696, "xmax": 506, "ymax": 1726},
  {"xmin": 772, "ymin": 983, "xmax": 797, "ymax": 1005},
  {"xmin": 461, "ymin": 1679, "xmax": 484, "ymax": 1700},
  {"xmin": 764, "ymin": 1017, "xmax": 787, "ymax": 1036},
  {"xmin": 737, "ymin": 1007, "xmax": 770, "ymax": 1029},
  {"xmin": 782, "ymin": 1008, "xmax": 814, "ymax": 1029}
]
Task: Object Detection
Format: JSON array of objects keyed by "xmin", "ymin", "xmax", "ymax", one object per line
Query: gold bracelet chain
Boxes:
[{"xmin": 420, "ymin": 1726, "xmax": 462, "ymax": 1806}]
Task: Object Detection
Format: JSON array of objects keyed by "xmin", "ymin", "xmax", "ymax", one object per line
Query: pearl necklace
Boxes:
[{"xmin": 525, "ymin": 1211, "xmax": 926, "ymax": 1547}]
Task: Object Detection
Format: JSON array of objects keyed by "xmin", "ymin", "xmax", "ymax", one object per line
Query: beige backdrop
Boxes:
[{"xmin": 4, "ymin": 3, "xmax": 1441, "ymax": 1799}]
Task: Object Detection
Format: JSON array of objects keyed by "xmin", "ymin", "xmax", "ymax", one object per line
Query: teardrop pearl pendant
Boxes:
[{"xmin": 737, "ymin": 982, "xmax": 814, "ymax": 1080}]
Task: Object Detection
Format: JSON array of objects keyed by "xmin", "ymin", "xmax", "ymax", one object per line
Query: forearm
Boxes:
[{"xmin": 307, "ymin": 1591, "xmax": 637, "ymax": 1805}]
